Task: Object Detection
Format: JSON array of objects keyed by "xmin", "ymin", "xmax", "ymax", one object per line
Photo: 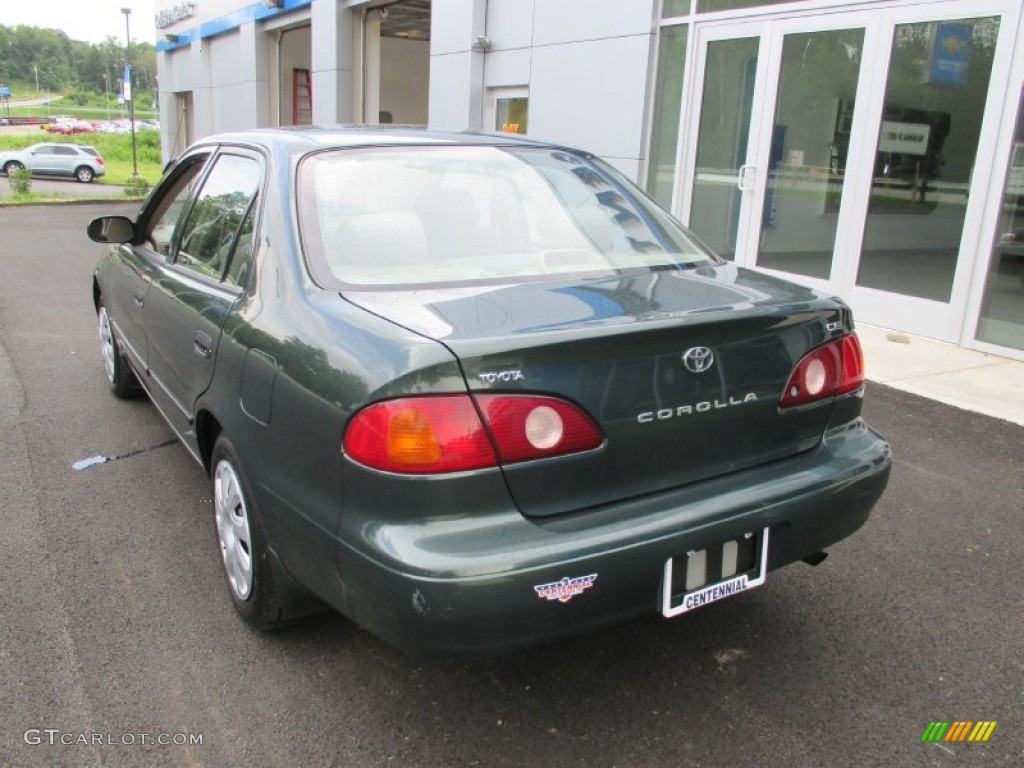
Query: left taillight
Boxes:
[
  {"xmin": 779, "ymin": 333, "xmax": 865, "ymax": 409},
  {"xmin": 342, "ymin": 394, "xmax": 603, "ymax": 474},
  {"xmin": 96, "ymin": 157, "xmax": 104, "ymax": 165}
]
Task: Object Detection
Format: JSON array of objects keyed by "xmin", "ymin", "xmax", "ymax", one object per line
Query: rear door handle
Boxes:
[{"xmin": 194, "ymin": 331, "xmax": 213, "ymax": 359}]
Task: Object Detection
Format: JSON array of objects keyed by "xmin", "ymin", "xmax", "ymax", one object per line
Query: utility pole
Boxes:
[
  {"xmin": 103, "ymin": 72, "xmax": 111, "ymax": 121},
  {"xmin": 122, "ymin": 7, "xmax": 139, "ymax": 179}
]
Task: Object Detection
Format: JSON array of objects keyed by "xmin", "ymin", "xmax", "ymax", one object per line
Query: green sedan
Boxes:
[{"xmin": 88, "ymin": 128, "xmax": 891, "ymax": 656}]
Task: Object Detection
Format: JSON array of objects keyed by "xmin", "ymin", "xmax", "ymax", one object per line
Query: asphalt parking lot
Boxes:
[{"xmin": 1, "ymin": 202, "xmax": 1021, "ymax": 767}]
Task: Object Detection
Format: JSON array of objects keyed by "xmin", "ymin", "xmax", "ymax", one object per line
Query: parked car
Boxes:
[
  {"xmin": 0, "ymin": 142, "xmax": 106, "ymax": 182},
  {"xmin": 87, "ymin": 128, "xmax": 891, "ymax": 656}
]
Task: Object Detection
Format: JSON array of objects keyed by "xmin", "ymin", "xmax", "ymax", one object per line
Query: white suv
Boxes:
[{"xmin": 0, "ymin": 142, "xmax": 106, "ymax": 183}]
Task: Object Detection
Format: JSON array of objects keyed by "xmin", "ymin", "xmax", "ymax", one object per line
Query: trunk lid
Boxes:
[{"xmin": 346, "ymin": 265, "xmax": 851, "ymax": 517}]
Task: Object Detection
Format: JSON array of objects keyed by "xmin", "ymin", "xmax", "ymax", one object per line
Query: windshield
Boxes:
[{"xmin": 299, "ymin": 145, "xmax": 718, "ymax": 288}]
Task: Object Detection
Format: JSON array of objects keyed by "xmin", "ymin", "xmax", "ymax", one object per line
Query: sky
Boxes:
[{"xmin": 3, "ymin": 0, "xmax": 158, "ymax": 45}]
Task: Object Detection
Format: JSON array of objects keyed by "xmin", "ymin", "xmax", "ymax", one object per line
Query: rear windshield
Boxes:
[{"xmin": 298, "ymin": 145, "xmax": 717, "ymax": 288}]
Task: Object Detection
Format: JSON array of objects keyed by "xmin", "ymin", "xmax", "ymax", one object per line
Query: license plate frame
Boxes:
[{"xmin": 661, "ymin": 528, "xmax": 770, "ymax": 618}]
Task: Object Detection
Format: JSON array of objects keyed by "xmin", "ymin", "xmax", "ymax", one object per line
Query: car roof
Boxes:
[{"xmin": 187, "ymin": 125, "xmax": 581, "ymax": 156}]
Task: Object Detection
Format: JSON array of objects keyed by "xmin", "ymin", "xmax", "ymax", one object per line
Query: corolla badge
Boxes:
[{"xmin": 682, "ymin": 346, "xmax": 715, "ymax": 373}]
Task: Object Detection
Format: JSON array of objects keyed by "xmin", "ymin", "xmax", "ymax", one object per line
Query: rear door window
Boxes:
[{"xmin": 174, "ymin": 153, "xmax": 262, "ymax": 281}]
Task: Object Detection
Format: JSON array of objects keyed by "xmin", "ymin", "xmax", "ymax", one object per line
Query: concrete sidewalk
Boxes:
[{"xmin": 858, "ymin": 323, "xmax": 1024, "ymax": 426}]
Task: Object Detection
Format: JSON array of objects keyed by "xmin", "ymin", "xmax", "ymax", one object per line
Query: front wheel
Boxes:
[
  {"xmin": 75, "ymin": 165, "xmax": 94, "ymax": 183},
  {"xmin": 97, "ymin": 300, "xmax": 139, "ymax": 399},
  {"xmin": 3, "ymin": 161, "xmax": 24, "ymax": 175},
  {"xmin": 212, "ymin": 436, "xmax": 288, "ymax": 629}
]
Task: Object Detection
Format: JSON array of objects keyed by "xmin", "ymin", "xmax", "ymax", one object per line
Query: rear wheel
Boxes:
[
  {"xmin": 212, "ymin": 436, "xmax": 288, "ymax": 629},
  {"xmin": 75, "ymin": 165, "xmax": 94, "ymax": 183},
  {"xmin": 97, "ymin": 300, "xmax": 139, "ymax": 399},
  {"xmin": 3, "ymin": 161, "xmax": 24, "ymax": 175}
]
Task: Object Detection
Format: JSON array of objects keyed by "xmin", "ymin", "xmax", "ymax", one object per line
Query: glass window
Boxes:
[
  {"xmin": 493, "ymin": 91, "xmax": 529, "ymax": 135},
  {"xmin": 856, "ymin": 18, "xmax": 1000, "ymax": 302},
  {"xmin": 32, "ymin": 145, "xmax": 55, "ymax": 155},
  {"xmin": 662, "ymin": 0, "xmax": 691, "ymax": 17},
  {"xmin": 755, "ymin": 28, "xmax": 864, "ymax": 280},
  {"xmin": 176, "ymin": 154, "xmax": 261, "ymax": 280},
  {"xmin": 55, "ymin": 146, "xmax": 78, "ymax": 156},
  {"xmin": 300, "ymin": 146, "xmax": 718, "ymax": 288},
  {"xmin": 645, "ymin": 24, "xmax": 688, "ymax": 208},
  {"xmin": 975, "ymin": 90, "xmax": 1024, "ymax": 351},
  {"xmin": 688, "ymin": 37, "xmax": 759, "ymax": 260},
  {"xmin": 143, "ymin": 157, "xmax": 210, "ymax": 259},
  {"xmin": 698, "ymin": 0, "xmax": 784, "ymax": 12},
  {"xmin": 223, "ymin": 198, "xmax": 258, "ymax": 289}
]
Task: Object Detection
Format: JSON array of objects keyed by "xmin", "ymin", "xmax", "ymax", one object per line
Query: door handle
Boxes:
[
  {"xmin": 737, "ymin": 164, "xmax": 756, "ymax": 192},
  {"xmin": 194, "ymin": 331, "xmax": 213, "ymax": 359}
]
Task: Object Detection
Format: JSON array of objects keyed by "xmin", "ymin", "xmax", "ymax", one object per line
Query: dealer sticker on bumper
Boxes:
[
  {"xmin": 534, "ymin": 574, "xmax": 597, "ymax": 603},
  {"xmin": 661, "ymin": 528, "xmax": 769, "ymax": 618}
]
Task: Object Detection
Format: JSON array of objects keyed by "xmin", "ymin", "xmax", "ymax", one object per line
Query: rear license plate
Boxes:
[{"xmin": 661, "ymin": 528, "xmax": 769, "ymax": 617}]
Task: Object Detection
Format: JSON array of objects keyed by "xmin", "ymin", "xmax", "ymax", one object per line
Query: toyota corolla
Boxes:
[{"xmin": 88, "ymin": 127, "xmax": 891, "ymax": 655}]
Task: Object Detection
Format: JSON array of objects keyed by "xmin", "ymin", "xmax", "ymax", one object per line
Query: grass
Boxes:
[{"xmin": 0, "ymin": 132, "xmax": 162, "ymax": 186}]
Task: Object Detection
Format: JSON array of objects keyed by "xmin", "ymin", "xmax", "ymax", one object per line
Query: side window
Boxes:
[
  {"xmin": 33, "ymin": 146, "xmax": 55, "ymax": 155},
  {"xmin": 144, "ymin": 157, "xmax": 210, "ymax": 259},
  {"xmin": 175, "ymin": 154, "xmax": 261, "ymax": 281},
  {"xmin": 223, "ymin": 197, "xmax": 258, "ymax": 288},
  {"xmin": 55, "ymin": 146, "xmax": 77, "ymax": 156}
]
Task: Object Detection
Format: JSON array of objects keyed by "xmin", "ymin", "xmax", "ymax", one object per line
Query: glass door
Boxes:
[
  {"xmin": 678, "ymin": 1, "xmax": 1017, "ymax": 342},
  {"xmin": 681, "ymin": 25, "xmax": 769, "ymax": 261},
  {"xmin": 750, "ymin": 23, "xmax": 871, "ymax": 285},
  {"xmin": 681, "ymin": 16, "xmax": 875, "ymax": 289},
  {"xmin": 847, "ymin": 7, "xmax": 1013, "ymax": 340}
]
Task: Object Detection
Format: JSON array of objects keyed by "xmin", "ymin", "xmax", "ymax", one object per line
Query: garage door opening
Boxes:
[{"xmin": 362, "ymin": 1, "xmax": 430, "ymax": 125}]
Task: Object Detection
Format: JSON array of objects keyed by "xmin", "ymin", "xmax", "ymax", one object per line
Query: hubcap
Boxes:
[
  {"xmin": 214, "ymin": 460, "xmax": 254, "ymax": 600},
  {"xmin": 98, "ymin": 307, "xmax": 116, "ymax": 384}
]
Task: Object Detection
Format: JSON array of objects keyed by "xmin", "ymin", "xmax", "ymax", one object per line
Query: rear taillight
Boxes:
[
  {"xmin": 474, "ymin": 394, "xmax": 603, "ymax": 463},
  {"xmin": 96, "ymin": 157, "xmax": 104, "ymax": 165},
  {"xmin": 779, "ymin": 333, "xmax": 865, "ymax": 408},
  {"xmin": 343, "ymin": 394, "xmax": 603, "ymax": 474}
]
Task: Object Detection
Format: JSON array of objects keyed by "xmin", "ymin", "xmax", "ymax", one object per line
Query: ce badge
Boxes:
[{"xmin": 682, "ymin": 346, "xmax": 715, "ymax": 374}]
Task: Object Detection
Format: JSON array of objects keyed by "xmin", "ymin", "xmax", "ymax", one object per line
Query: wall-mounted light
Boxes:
[
  {"xmin": 471, "ymin": 36, "xmax": 491, "ymax": 51},
  {"xmin": 164, "ymin": 33, "xmax": 180, "ymax": 43},
  {"xmin": 263, "ymin": 0, "xmax": 284, "ymax": 8}
]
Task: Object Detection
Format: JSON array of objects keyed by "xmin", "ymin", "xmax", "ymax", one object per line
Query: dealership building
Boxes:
[{"xmin": 153, "ymin": 0, "xmax": 1024, "ymax": 359}]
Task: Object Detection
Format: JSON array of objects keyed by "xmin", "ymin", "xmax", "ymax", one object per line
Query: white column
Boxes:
[
  {"xmin": 428, "ymin": 0, "xmax": 487, "ymax": 130},
  {"xmin": 311, "ymin": 0, "xmax": 354, "ymax": 124},
  {"xmin": 238, "ymin": 22, "xmax": 271, "ymax": 128},
  {"xmin": 190, "ymin": 38, "xmax": 214, "ymax": 140}
]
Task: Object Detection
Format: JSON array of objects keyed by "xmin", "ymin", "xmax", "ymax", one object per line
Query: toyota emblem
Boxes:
[{"xmin": 682, "ymin": 346, "xmax": 715, "ymax": 373}]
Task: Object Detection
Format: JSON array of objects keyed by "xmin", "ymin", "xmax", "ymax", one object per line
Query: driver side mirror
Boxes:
[{"xmin": 87, "ymin": 216, "xmax": 136, "ymax": 244}]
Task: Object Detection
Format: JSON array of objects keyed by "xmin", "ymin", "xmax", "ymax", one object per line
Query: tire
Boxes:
[
  {"xmin": 97, "ymin": 299, "xmax": 139, "ymax": 399},
  {"xmin": 3, "ymin": 161, "xmax": 24, "ymax": 175},
  {"xmin": 75, "ymin": 165, "xmax": 94, "ymax": 183},
  {"xmin": 211, "ymin": 436, "xmax": 289, "ymax": 629}
]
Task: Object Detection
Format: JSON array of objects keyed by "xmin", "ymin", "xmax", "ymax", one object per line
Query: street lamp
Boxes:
[{"xmin": 121, "ymin": 7, "xmax": 139, "ymax": 179}]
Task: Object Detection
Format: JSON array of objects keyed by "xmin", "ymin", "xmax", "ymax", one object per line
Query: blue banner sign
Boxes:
[{"xmin": 929, "ymin": 22, "xmax": 971, "ymax": 85}]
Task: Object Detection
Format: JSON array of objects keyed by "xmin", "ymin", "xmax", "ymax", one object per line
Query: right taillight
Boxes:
[{"xmin": 779, "ymin": 333, "xmax": 865, "ymax": 408}]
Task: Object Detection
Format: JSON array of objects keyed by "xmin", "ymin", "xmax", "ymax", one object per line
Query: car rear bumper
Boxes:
[{"xmin": 333, "ymin": 419, "xmax": 891, "ymax": 656}]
